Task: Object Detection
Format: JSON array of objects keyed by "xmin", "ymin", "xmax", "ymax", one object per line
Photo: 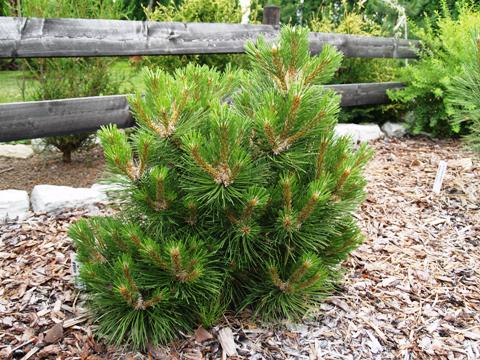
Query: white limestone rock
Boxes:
[
  {"xmin": 30, "ymin": 139, "xmax": 59, "ymax": 154},
  {"xmin": 30, "ymin": 139, "xmax": 46, "ymax": 154},
  {"xmin": 91, "ymin": 183, "xmax": 125, "ymax": 193},
  {"xmin": 90, "ymin": 183, "xmax": 125, "ymax": 201},
  {"xmin": 381, "ymin": 121, "xmax": 407, "ymax": 137},
  {"xmin": 0, "ymin": 144, "xmax": 34, "ymax": 159},
  {"xmin": 0, "ymin": 190, "xmax": 30, "ymax": 223},
  {"xmin": 334, "ymin": 124, "xmax": 384, "ymax": 143},
  {"xmin": 31, "ymin": 185, "xmax": 108, "ymax": 214}
]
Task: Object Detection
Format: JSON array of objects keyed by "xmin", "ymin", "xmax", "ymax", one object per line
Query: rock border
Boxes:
[
  {"xmin": 1, "ymin": 123, "xmax": 407, "ymax": 223},
  {"xmin": 0, "ymin": 123, "xmax": 407, "ymax": 160},
  {"xmin": 0, "ymin": 184, "xmax": 117, "ymax": 224}
]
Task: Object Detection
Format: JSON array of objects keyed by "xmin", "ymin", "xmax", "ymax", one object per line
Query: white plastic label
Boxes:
[
  {"xmin": 432, "ymin": 161, "xmax": 447, "ymax": 194},
  {"xmin": 70, "ymin": 252, "xmax": 85, "ymax": 289}
]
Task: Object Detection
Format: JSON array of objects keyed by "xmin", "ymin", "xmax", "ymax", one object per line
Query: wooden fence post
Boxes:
[{"xmin": 262, "ymin": 5, "xmax": 280, "ymax": 27}]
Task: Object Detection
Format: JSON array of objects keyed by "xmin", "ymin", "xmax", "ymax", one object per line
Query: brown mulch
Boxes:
[
  {"xmin": 0, "ymin": 137, "xmax": 479, "ymax": 359},
  {"xmin": 0, "ymin": 147, "xmax": 105, "ymax": 192}
]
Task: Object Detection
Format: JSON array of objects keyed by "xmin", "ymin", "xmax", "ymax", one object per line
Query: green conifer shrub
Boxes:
[
  {"xmin": 388, "ymin": 3, "xmax": 480, "ymax": 137},
  {"xmin": 69, "ymin": 26, "xmax": 373, "ymax": 349},
  {"xmin": 446, "ymin": 32, "xmax": 480, "ymax": 152},
  {"xmin": 309, "ymin": 4, "xmax": 405, "ymax": 124}
]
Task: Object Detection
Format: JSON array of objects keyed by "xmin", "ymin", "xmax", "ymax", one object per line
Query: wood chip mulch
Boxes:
[{"xmin": 0, "ymin": 137, "xmax": 479, "ymax": 359}]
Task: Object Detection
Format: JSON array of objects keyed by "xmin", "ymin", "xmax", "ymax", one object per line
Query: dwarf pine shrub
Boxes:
[{"xmin": 69, "ymin": 26, "xmax": 373, "ymax": 349}]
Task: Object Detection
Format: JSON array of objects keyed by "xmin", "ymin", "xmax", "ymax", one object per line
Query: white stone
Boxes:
[
  {"xmin": 30, "ymin": 139, "xmax": 51, "ymax": 154},
  {"xmin": 91, "ymin": 183, "xmax": 125, "ymax": 193},
  {"xmin": 334, "ymin": 124, "xmax": 384, "ymax": 143},
  {"xmin": 381, "ymin": 121, "xmax": 407, "ymax": 137},
  {"xmin": 90, "ymin": 183, "xmax": 125, "ymax": 201},
  {"xmin": 0, "ymin": 144, "xmax": 34, "ymax": 159},
  {"xmin": 30, "ymin": 139, "xmax": 45, "ymax": 154},
  {"xmin": 0, "ymin": 190, "xmax": 30, "ymax": 223},
  {"xmin": 31, "ymin": 185, "xmax": 108, "ymax": 214},
  {"xmin": 31, "ymin": 139, "xmax": 60, "ymax": 154}
]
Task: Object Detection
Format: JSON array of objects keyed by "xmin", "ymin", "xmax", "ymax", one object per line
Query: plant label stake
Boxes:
[
  {"xmin": 70, "ymin": 252, "xmax": 85, "ymax": 290},
  {"xmin": 432, "ymin": 160, "xmax": 447, "ymax": 194}
]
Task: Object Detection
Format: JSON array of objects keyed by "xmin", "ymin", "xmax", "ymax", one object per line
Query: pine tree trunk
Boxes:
[{"xmin": 62, "ymin": 149, "xmax": 72, "ymax": 163}]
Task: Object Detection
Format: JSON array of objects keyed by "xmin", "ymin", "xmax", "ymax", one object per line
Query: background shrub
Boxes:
[
  {"xmin": 142, "ymin": 0, "xmax": 261, "ymax": 73},
  {"xmin": 267, "ymin": 0, "xmax": 459, "ymax": 30},
  {"xmin": 16, "ymin": 0, "xmax": 131, "ymax": 162},
  {"xmin": 389, "ymin": 3, "xmax": 480, "ymax": 137},
  {"xmin": 446, "ymin": 32, "xmax": 480, "ymax": 151},
  {"xmin": 309, "ymin": 3, "xmax": 405, "ymax": 124}
]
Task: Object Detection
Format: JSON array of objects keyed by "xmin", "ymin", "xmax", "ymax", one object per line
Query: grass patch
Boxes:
[
  {"xmin": 0, "ymin": 70, "xmax": 35, "ymax": 103},
  {"xmin": 111, "ymin": 60, "xmax": 145, "ymax": 94},
  {"xmin": 0, "ymin": 60, "xmax": 145, "ymax": 104}
]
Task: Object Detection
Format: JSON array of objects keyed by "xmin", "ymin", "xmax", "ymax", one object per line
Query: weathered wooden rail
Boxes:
[
  {"xmin": 0, "ymin": 17, "xmax": 418, "ymax": 59},
  {"xmin": 0, "ymin": 82, "xmax": 404, "ymax": 142},
  {"xmin": 0, "ymin": 6, "xmax": 418, "ymax": 141}
]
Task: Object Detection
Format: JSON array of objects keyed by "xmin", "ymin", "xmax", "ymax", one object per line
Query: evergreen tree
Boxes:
[{"xmin": 69, "ymin": 26, "xmax": 372, "ymax": 349}]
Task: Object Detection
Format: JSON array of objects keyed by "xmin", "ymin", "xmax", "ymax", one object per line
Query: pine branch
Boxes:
[
  {"xmin": 280, "ymin": 94, "xmax": 302, "ymax": 138},
  {"xmin": 121, "ymin": 260, "xmax": 139, "ymax": 293},
  {"xmin": 271, "ymin": 45, "xmax": 288, "ymax": 92},
  {"xmin": 280, "ymin": 174, "xmax": 294, "ymax": 211},
  {"xmin": 240, "ymin": 198, "xmax": 258, "ymax": 221},
  {"xmin": 296, "ymin": 193, "xmax": 320, "ymax": 226},
  {"xmin": 143, "ymin": 290, "xmax": 166, "ymax": 309},
  {"xmin": 285, "ymin": 258, "xmax": 312, "ymax": 292},
  {"xmin": 315, "ymin": 137, "xmax": 329, "ymax": 179},
  {"xmin": 219, "ymin": 122, "xmax": 230, "ymax": 164},
  {"xmin": 190, "ymin": 145, "xmax": 219, "ymax": 180},
  {"xmin": 140, "ymin": 239, "xmax": 168, "ymax": 269},
  {"xmin": 153, "ymin": 166, "xmax": 169, "ymax": 210},
  {"xmin": 305, "ymin": 57, "xmax": 331, "ymax": 85},
  {"xmin": 138, "ymin": 140, "xmax": 151, "ymax": 178},
  {"xmin": 184, "ymin": 200, "xmax": 198, "ymax": 226},
  {"xmin": 268, "ymin": 265, "xmax": 287, "ymax": 291},
  {"xmin": 283, "ymin": 110, "xmax": 326, "ymax": 147},
  {"xmin": 117, "ymin": 284, "xmax": 137, "ymax": 307},
  {"xmin": 335, "ymin": 168, "xmax": 352, "ymax": 193},
  {"xmin": 263, "ymin": 121, "xmax": 280, "ymax": 151},
  {"xmin": 297, "ymin": 273, "xmax": 322, "ymax": 290}
]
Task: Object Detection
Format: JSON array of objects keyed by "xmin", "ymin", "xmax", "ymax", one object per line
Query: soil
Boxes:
[{"xmin": 0, "ymin": 146, "xmax": 105, "ymax": 192}]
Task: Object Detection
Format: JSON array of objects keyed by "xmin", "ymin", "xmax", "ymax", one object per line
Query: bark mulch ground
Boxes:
[
  {"xmin": 0, "ymin": 137, "xmax": 478, "ymax": 359},
  {"xmin": 0, "ymin": 147, "xmax": 105, "ymax": 193}
]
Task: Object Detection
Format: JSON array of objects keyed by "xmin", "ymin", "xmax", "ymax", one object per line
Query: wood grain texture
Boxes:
[
  {"xmin": 325, "ymin": 82, "xmax": 404, "ymax": 107},
  {"xmin": 0, "ymin": 17, "xmax": 419, "ymax": 59},
  {"xmin": 0, "ymin": 95, "xmax": 134, "ymax": 141},
  {"xmin": 0, "ymin": 82, "xmax": 404, "ymax": 142},
  {"xmin": 262, "ymin": 5, "xmax": 281, "ymax": 26}
]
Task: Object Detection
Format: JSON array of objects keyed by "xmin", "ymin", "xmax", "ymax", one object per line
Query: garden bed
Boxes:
[
  {"xmin": 0, "ymin": 137, "xmax": 478, "ymax": 359},
  {"xmin": 0, "ymin": 146, "xmax": 104, "ymax": 193}
]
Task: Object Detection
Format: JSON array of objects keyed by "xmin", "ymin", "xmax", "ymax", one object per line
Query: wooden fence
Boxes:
[{"xmin": 0, "ymin": 6, "xmax": 418, "ymax": 142}]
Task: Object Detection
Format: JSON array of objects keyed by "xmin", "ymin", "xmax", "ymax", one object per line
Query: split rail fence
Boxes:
[{"xmin": 0, "ymin": 6, "xmax": 419, "ymax": 142}]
